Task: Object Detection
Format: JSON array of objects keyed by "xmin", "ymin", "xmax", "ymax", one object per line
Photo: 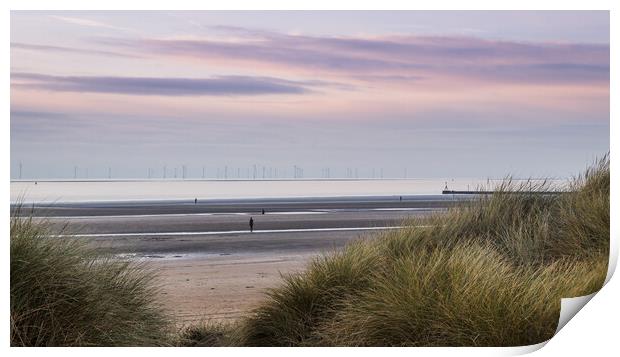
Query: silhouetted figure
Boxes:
[
  {"xmin": 262, "ymin": 209, "xmax": 265, "ymax": 215},
  {"xmin": 249, "ymin": 217, "xmax": 254, "ymax": 232},
  {"xmin": 194, "ymin": 198, "xmax": 198, "ymax": 204},
  {"xmin": 399, "ymin": 196, "xmax": 402, "ymax": 201}
]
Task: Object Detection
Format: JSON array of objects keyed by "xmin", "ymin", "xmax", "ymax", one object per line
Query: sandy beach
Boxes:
[
  {"xmin": 152, "ymin": 253, "xmax": 313, "ymax": 325},
  {"xmin": 15, "ymin": 193, "xmax": 457, "ymax": 325}
]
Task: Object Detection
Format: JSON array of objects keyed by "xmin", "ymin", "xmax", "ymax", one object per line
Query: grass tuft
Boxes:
[
  {"xmin": 235, "ymin": 241, "xmax": 381, "ymax": 346},
  {"xmin": 10, "ymin": 205, "xmax": 172, "ymax": 346},
  {"xmin": 176, "ymin": 320, "xmax": 237, "ymax": 347}
]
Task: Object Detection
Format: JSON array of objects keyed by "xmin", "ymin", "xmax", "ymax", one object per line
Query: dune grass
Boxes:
[
  {"xmin": 176, "ymin": 320, "xmax": 238, "ymax": 347},
  {"xmin": 10, "ymin": 205, "xmax": 173, "ymax": 346},
  {"xmin": 319, "ymin": 244, "xmax": 605, "ymax": 346},
  {"xmin": 234, "ymin": 156, "xmax": 609, "ymax": 346}
]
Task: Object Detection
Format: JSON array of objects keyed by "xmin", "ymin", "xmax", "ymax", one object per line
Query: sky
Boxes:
[{"xmin": 10, "ymin": 11, "xmax": 610, "ymax": 180}]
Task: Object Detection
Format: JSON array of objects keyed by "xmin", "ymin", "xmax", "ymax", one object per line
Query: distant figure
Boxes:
[
  {"xmin": 34, "ymin": 181, "xmax": 37, "ymax": 185},
  {"xmin": 249, "ymin": 217, "xmax": 254, "ymax": 232},
  {"xmin": 261, "ymin": 209, "xmax": 265, "ymax": 215},
  {"xmin": 194, "ymin": 198, "xmax": 198, "ymax": 205},
  {"xmin": 399, "ymin": 196, "xmax": 402, "ymax": 201}
]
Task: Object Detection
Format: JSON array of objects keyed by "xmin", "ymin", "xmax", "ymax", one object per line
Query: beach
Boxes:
[
  {"xmin": 153, "ymin": 252, "xmax": 315, "ymax": 324},
  {"xmin": 11, "ymin": 178, "xmax": 563, "ymax": 325},
  {"xmin": 10, "ymin": 178, "xmax": 567, "ymax": 325},
  {"xmin": 14, "ymin": 189, "xmax": 462, "ymax": 325}
]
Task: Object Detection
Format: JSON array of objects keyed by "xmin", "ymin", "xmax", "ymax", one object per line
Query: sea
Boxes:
[{"xmin": 10, "ymin": 178, "xmax": 567, "ymax": 204}]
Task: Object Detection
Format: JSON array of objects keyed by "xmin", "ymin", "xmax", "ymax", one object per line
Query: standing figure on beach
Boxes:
[
  {"xmin": 249, "ymin": 217, "xmax": 254, "ymax": 232},
  {"xmin": 194, "ymin": 198, "xmax": 197, "ymax": 204}
]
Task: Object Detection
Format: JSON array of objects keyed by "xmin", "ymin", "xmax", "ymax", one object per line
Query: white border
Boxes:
[{"xmin": 3, "ymin": 2, "xmax": 616, "ymax": 356}]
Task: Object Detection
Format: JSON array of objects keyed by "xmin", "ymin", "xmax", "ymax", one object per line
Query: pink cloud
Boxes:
[{"xmin": 94, "ymin": 29, "xmax": 609, "ymax": 87}]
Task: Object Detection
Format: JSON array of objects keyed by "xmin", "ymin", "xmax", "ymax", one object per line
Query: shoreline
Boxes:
[
  {"xmin": 10, "ymin": 193, "xmax": 462, "ymax": 206},
  {"xmin": 14, "ymin": 195, "xmax": 451, "ymax": 325},
  {"xmin": 11, "ymin": 179, "xmax": 562, "ymax": 204}
]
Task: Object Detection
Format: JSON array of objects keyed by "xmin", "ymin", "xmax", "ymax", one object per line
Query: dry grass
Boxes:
[
  {"xmin": 10, "ymin": 205, "xmax": 173, "ymax": 346},
  {"xmin": 234, "ymin": 156, "xmax": 609, "ymax": 346}
]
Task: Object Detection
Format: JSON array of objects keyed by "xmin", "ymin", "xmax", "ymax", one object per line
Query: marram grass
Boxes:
[
  {"xmin": 10, "ymin": 206, "xmax": 172, "ymax": 346},
  {"xmin": 232, "ymin": 156, "xmax": 609, "ymax": 347}
]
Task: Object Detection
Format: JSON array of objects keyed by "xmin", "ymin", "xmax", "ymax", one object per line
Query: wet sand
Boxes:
[
  {"xmin": 89, "ymin": 228, "xmax": 386, "ymax": 325},
  {"xmin": 23, "ymin": 196, "xmax": 457, "ymax": 325}
]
